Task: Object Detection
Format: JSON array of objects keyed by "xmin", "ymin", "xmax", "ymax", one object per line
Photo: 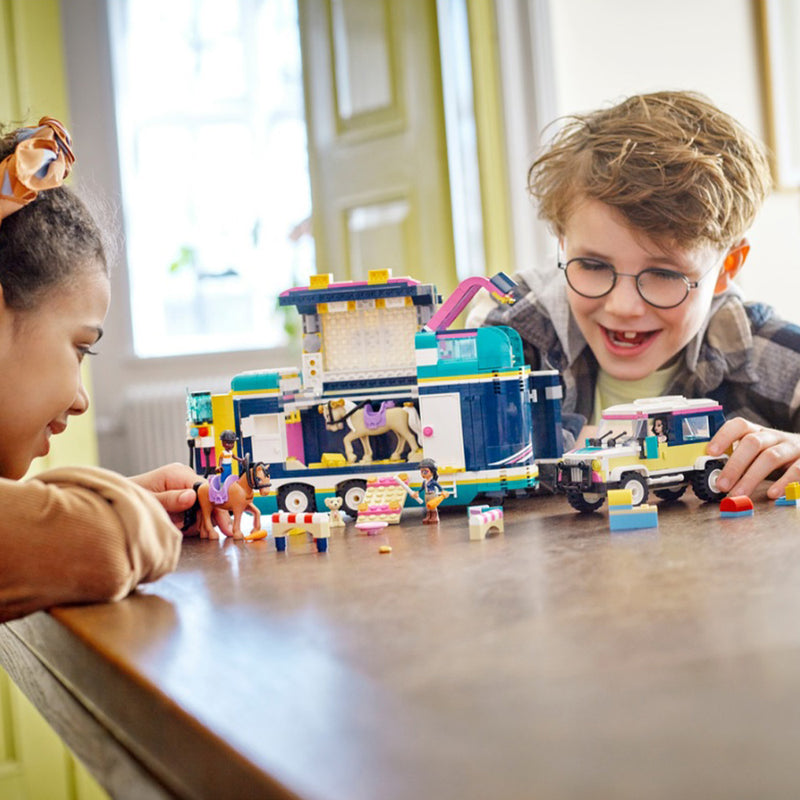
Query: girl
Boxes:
[{"xmin": 0, "ymin": 117, "xmax": 220, "ymax": 622}]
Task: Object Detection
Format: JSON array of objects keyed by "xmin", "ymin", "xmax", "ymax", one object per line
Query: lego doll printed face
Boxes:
[
  {"xmin": 561, "ymin": 199, "xmax": 724, "ymax": 381},
  {"xmin": 0, "ymin": 263, "xmax": 110, "ymax": 479},
  {"xmin": 420, "ymin": 467, "xmax": 432, "ymax": 481}
]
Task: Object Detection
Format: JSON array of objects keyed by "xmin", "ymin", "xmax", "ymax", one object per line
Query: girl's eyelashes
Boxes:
[{"xmin": 77, "ymin": 345, "xmax": 99, "ymax": 359}]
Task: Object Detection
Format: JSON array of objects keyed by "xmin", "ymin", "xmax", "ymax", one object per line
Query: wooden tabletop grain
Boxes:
[{"xmin": 4, "ymin": 487, "xmax": 800, "ymax": 800}]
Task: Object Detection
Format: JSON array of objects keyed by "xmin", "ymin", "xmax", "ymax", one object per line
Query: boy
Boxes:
[{"xmin": 471, "ymin": 91, "xmax": 800, "ymax": 500}]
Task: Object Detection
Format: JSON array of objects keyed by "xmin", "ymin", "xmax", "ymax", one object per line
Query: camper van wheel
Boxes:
[
  {"xmin": 654, "ymin": 485, "xmax": 687, "ymax": 502},
  {"xmin": 337, "ymin": 480, "xmax": 367, "ymax": 518},
  {"xmin": 690, "ymin": 460, "xmax": 727, "ymax": 502},
  {"xmin": 278, "ymin": 484, "xmax": 316, "ymax": 513},
  {"xmin": 620, "ymin": 472, "xmax": 648, "ymax": 506},
  {"xmin": 565, "ymin": 487, "xmax": 605, "ymax": 513}
]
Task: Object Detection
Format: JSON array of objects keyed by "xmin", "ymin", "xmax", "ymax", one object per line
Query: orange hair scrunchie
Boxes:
[{"xmin": 0, "ymin": 116, "xmax": 75, "ymax": 228}]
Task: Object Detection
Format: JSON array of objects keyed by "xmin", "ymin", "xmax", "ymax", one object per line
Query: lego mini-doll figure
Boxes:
[
  {"xmin": 0, "ymin": 117, "xmax": 220, "ymax": 623},
  {"xmin": 413, "ymin": 458, "xmax": 449, "ymax": 524},
  {"xmin": 217, "ymin": 430, "xmax": 245, "ymax": 481},
  {"xmin": 651, "ymin": 417, "xmax": 668, "ymax": 443},
  {"xmin": 470, "ymin": 90, "xmax": 800, "ymax": 501}
]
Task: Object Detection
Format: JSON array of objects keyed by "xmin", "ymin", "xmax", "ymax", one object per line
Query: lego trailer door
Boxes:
[{"xmin": 418, "ymin": 393, "xmax": 466, "ymax": 469}]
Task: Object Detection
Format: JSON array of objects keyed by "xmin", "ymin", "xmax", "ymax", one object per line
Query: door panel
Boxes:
[{"xmin": 300, "ymin": 0, "xmax": 457, "ymax": 293}]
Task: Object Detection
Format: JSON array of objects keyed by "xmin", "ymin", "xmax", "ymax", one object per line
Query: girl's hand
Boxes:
[
  {"xmin": 707, "ymin": 418, "xmax": 800, "ymax": 499},
  {"xmin": 129, "ymin": 463, "xmax": 233, "ymax": 536}
]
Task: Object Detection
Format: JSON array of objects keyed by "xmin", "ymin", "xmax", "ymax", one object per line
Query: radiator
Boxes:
[{"xmin": 123, "ymin": 378, "xmax": 229, "ymax": 475}]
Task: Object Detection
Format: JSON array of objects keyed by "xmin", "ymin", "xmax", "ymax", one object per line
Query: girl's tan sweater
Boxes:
[{"xmin": 0, "ymin": 466, "xmax": 181, "ymax": 622}]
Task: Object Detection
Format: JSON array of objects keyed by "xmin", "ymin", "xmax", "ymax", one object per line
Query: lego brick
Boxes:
[
  {"xmin": 720, "ymin": 496, "xmax": 754, "ymax": 517},
  {"xmin": 609, "ymin": 504, "xmax": 658, "ymax": 531},
  {"xmin": 608, "ymin": 488, "xmax": 634, "ymax": 508},
  {"xmin": 309, "ymin": 273, "xmax": 332, "ymax": 289},
  {"xmin": 368, "ymin": 268, "xmax": 392, "ymax": 284}
]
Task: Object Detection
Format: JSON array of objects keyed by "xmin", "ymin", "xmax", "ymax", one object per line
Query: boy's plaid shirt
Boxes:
[{"xmin": 479, "ymin": 272, "xmax": 800, "ymax": 446}]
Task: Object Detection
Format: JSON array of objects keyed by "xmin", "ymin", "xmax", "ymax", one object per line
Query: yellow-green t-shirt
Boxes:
[{"xmin": 590, "ymin": 361, "xmax": 682, "ymax": 425}]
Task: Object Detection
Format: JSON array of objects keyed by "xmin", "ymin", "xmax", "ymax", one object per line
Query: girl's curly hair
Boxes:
[
  {"xmin": 0, "ymin": 126, "xmax": 107, "ymax": 310},
  {"xmin": 529, "ymin": 91, "xmax": 772, "ymax": 251}
]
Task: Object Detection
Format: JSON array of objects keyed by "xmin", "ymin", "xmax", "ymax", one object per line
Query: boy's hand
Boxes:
[
  {"xmin": 129, "ymin": 463, "xmax": 233, "ymax": 536},
  {"xmin": 707, "ymin": 418, "xmax": 800, "ymax": 499}
]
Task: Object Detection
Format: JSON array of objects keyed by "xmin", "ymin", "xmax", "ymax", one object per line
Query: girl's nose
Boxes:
[{"xmin": 69, "ymin": 383, "xmax": 90, "ymax": 416}]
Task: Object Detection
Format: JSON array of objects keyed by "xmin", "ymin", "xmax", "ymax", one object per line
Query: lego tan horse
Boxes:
[
  {"xmin": 319, "ymin": 399, "xmax": 422, "ymax": 464},
  {"xmin": 196, "ymin": 457, "xmax": 271, "ymax": 539}
]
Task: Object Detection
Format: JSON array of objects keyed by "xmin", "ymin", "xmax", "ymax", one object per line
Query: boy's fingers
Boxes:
[
  {"xmin": 723, "ymin": 436, "xmax": 800, "ymax": 496},
  {"xmin": 717, "ymin": 427, "xmax": 775, "ymax": 488},
  {"xmin": 767, "ymin": 459, "xmax": 800, "ymax": 498},
  {"xmin": 707, "ymin": 417, "xmax": 756, "ymax": 456}
]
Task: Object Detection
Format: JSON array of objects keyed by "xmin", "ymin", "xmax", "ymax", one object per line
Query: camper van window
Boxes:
[
  {"xmin": 438, "ymin": 337, "xmax": 477, "ymax": 362},
  {"xmin": 681, "ymin": 415, "xmax": 710, "ymax": 441}
]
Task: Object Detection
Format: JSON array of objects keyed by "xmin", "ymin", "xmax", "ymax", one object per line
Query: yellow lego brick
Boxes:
[
  {"xmin": 608, "ymin": 489, "xmax": 633, "ymax": 507},
  {"xmin": 309, "ymin": 273, "xmax": 332, "ymax": 289},
  {"xmin": 368, "ymin": 268, "xmax": 392, "ymax": 284},
  {"xmin": 321, "ymin": 452, "xmax": 348, "ymax": 467},
  {"xmin": 786, "ymin": 481, "xmax": 800, "ymax": 501}
]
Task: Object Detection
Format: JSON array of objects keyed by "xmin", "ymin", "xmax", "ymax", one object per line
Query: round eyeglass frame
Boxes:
[{"xmin": 557, "ymin": 258, "xmax": 716, "ymax": 310}]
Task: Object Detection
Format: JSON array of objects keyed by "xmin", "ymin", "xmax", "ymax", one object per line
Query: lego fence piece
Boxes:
[
  {"xmin": 271, "ymin": 512, "xmax": 330, "ymax": 553},
  {"xmin": 468, "ymin": 505, "xmax": 504, "ymax": 541}
]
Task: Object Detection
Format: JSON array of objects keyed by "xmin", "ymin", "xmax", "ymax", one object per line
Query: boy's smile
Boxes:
[{"xmin": 562, "ymin": 199, "xmax": 725, "ymax": 381}]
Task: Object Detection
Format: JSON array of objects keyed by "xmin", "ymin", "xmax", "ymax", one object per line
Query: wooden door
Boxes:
[{"xmin": 299, "ymin": 0, "xmax": 457, "ymax": 294}]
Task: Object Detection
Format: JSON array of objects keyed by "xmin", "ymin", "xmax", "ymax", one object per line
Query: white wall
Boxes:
[{"xmin": 513, "ymin": 0, "xmax": 800, "ymax": 322}]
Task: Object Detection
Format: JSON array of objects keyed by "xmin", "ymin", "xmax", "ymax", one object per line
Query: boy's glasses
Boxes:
[{"xmin": 557, "ymin": 257, "xmax": 716, "ymax": 309}]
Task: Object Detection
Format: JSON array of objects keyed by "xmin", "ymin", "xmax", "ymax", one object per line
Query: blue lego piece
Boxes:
[
  {"xmin": 720, "ymin": 509, "xmax": 755, "ymax": 518},
  {"xmin": 609, "ymin": 507, "xmax": 659, "ymax": 532},
  {"xmin": 278, "ymin": 278, "xmax": 440, "ymax": 316},
  {"xmin": 488, "ymin": 271, "xmax": 517, "ymax": 294}
]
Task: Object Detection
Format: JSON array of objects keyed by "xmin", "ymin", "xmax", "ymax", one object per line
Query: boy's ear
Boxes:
[{"xmin": 714, "ymin": 239, "xmax": 750, "ymax": 293}]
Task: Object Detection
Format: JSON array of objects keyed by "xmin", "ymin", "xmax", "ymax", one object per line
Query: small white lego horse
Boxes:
[{"xmin": 318, "ymin": 399, "xmax": 422, "ymax": 464}]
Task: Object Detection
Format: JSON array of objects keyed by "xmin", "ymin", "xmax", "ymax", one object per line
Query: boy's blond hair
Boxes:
[{"xmin": 529, "ymin": 91, "xmax": 772, "ymax": 251}]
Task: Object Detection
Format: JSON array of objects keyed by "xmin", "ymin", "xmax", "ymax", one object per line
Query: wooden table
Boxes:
[{"xmin": 4, "ymin": 488, "xmax": 800, "ymax": 800}]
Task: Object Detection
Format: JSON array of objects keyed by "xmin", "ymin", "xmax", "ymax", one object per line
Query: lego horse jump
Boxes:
[
  {"xmin": 468, "ymin": 505, "xmax": 504, "ymax": 541},
  {"xmin": 271, "ymin": 512, "xmax": 331, "ymax": 553}
]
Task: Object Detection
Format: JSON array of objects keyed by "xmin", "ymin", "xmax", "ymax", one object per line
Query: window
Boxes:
[
  {"xmin": 681, "ymin": 415, "xmax": 710, "ymax": 442},
  {"xmin": 437, "ymin": 336, "xmax": 477, "ymax": 362},
  {"xmin": 108, "ymin": 0, "xmax": 314, "ymax": 357}
]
